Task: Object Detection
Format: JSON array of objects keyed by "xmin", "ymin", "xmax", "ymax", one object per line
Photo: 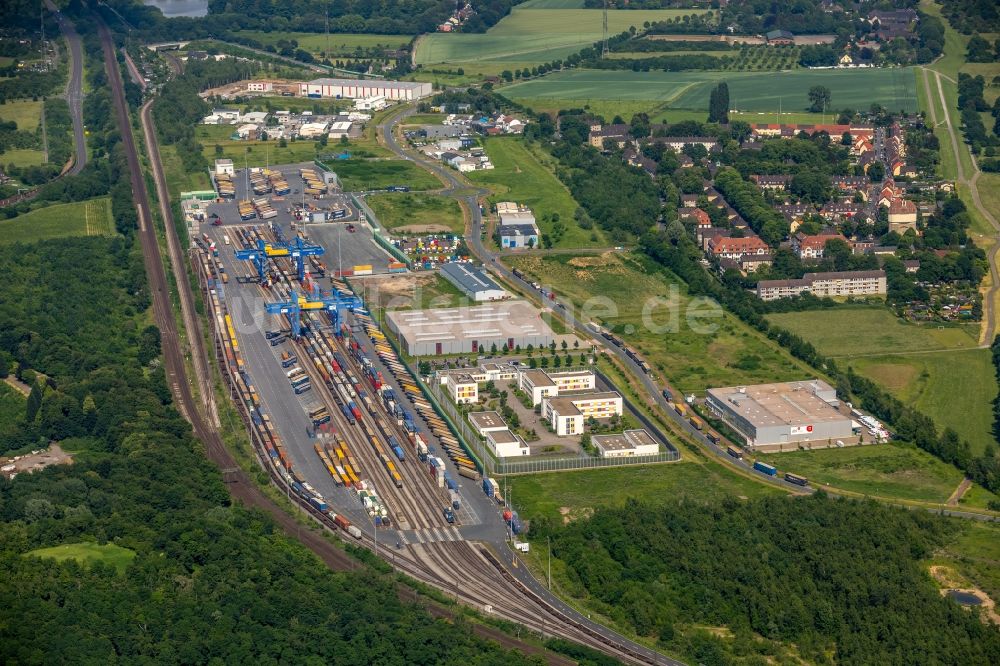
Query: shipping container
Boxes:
[{"xmin": 753, "ymin": 460, "xmax": 777, "ymax": 476}]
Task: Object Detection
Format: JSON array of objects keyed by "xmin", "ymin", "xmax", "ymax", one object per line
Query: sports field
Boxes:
[
  {"xmin": 415, "ymin": 7, "xmax": 711, "ymax": 67},
  {"xmin": 27, "ymin": 542, "xmax": 136, "ymax": 574},
  {"xmin": 0, "ymin": 198, "xmax": 115, "ymax": 244},
  {"xmin": 502, "ymin": 67, "xmax": 919, "ymax": 113},
  {"xmin": 232, "ymin": 31, "xmax": 412, "ymax": 57}
]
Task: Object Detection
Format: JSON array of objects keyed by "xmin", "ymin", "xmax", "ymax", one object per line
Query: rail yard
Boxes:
[{"xmin": 195, "ymin": 205, "xmax": 676, "ymax": 665}]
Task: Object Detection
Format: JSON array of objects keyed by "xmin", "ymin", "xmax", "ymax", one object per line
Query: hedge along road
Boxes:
[{"xmin": 381, "ymin": 100, "xmax": 1000, "ymax": 524}]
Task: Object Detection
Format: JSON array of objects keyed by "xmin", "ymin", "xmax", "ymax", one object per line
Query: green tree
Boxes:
[
  {"xmin": 807, "ymin": 85, "xmax": 832, "ymax": 113},
  {"xmin": 25, "ymin": 380, "xmax": 42, "ymax": 423},
  {"xmin": 707, "ymin": 81, "xmax": 730, "ymax": 123}
]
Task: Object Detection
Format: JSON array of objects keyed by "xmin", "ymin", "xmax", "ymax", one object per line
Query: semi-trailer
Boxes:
[
  {"xmin": 753, "ymin": 460, "xmax": 777, "ymax": 476},
  {"xmin": 726, "ymin": 446, "xmax": 743, "ymax": 459},
  {"xmin": 784, "ymin": 472, "xmax": 808, "ymax": 486}
]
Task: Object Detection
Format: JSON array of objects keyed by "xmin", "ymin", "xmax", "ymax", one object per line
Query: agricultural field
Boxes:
[
  {"xmin": 467, "ymin": 137, "xmax": 605, "ymax": 248},
  {"xmin": 767, "ymin": 306, "xmax": 980, "ymax": 357},
  {"xmin": 365, "ymin": 192, "xmax": 464, "ymax": 234},
  {"xmin": 232, "ymin": 31, "xmax": 412, "ymax": 57},
  {"xmin": 0, "ymin": 98, "xmax": 42, "ymax": 131},
  {"xmin": 502, "ymin": 67, "xmax": 918, "ymax": 113},
  {"xmin": 0, "ymin": 197, "xmax": 115, "ymax": 244},
  {"xmin": 504, "ymin": 252, "xmax": 812, "ymax": 394},
  {"xmin": 757, "ymin": 444, "xmax": 994, "ymax": 505},
  {"xmin": 509, "ymin": 458, "xmax": 783, "ymax": 527},
  {"xmin": 26, "ymin": 542, "xmax": 136, "ymax": 574},
  {"xmin": 414, "ymin": 6, "xmax": 711, "ymax": 70}
]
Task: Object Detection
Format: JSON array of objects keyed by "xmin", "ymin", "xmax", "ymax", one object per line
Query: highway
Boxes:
[{"xmin": 45, "ymin": 1, "xmax": 87, "ymax": 175}]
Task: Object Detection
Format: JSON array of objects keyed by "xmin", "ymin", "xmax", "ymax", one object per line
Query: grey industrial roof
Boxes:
[
  {"xmin": 440, "ymin": 262, "xmax": 505, "ymax": 295},
  {"xmin": 306, "ymin": 78, "xmax": 428, "ymax": 90},
  {"xmin": 469, "ymin": 411, "xmax": 506, "ymax": 430},
  {"xmin": 707, "ymin": 380, "xmax": 847, "ymax": 428}
]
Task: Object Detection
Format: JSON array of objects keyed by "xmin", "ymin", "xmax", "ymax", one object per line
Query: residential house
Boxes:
[
  {"xmin": 888, "ymin": 198, "xmax": 918, "ymax": 233},
  {"xmin": 708, "ymin": 234, "xmax": 771, "ymax": 261},
  {"xmin": 757, "ymin": 270, "xmax": 887, "ymax": 301},
  {"xmin": 750, "ymin": 174, "xmax": 791, "ymax": 190},
  {"xmin": 588, "ymin": 124, "xmax": 629, "ymax": 149},
  {"xmin": 792, "ymin": 231, "xmax": 847, "ymax": 259}
]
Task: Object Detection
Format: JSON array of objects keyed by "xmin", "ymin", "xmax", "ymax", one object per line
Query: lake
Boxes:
[
  {"xmin": 946, "ymin": 590, "xmax": 982, "ymax": 606},
  {"xmin": 143, "ymin": 0, "xmax": 209, "ymax": 18}
]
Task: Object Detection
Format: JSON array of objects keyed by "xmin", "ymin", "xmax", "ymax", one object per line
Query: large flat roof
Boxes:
[
  {"xmin": 521, "ymin": 369, "xmax": 555, "ymax": 388},
  {"xmin": 306, "ymin": 77, "xmax": 428, "ymax": 90},
  {"xmin": 707, "ymin": 380, "xmax": 845, "ymax": 428},
  {"xmin": 487, "ymin": 428, "xmax": 521, "ymax": 445},
  {"xmin": 440, "ymin": 262, "xmax": 505, "ymax": 295},
  {"xmin": 388, "ymin": 300, "xmax": 555, "ymax": 346}
]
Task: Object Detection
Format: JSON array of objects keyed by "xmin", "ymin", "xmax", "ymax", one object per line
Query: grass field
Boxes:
[
  {"xmin": 764, "ymin": 305, "xmax": 995, "ymax": 455},
  {"xmin": 508, "ymin": 458, "xmax": 783, "ymax": 526},
  {"xmin": 27, "ymin": 542, "xmax": 136, "ymax": 574},
  {"xmin": 334, "ymin": 160, "xmax": 441, "ymax": 191},
  {"xmin": 197, "ymin": 123, "xmax": 394, "ymax": 166},
  {"xmin": 505, "ymin": 252, "xmax": 812, "ymax": 393},
  {"xmin": 401, "ymin": 114, "xmax": 448, "ymax": 125},
  {"xmin": 758, "ymin": 444, "xmax": 978, "ymax": 503},
  {"xmin": 415, "ymin": 7, "xmax": 711, "ymax": 67},
  {"xmin": 0, "ymin": 198, "xmax": 115, "ymax": 244},
  {"xmin": 0, "ymin": 148, "xmax": 45, "ymax": 167},
  {"xmin": 159, "ymin": 143, "xmax": 212, "ymax": 199},
  {"xmin": 0, "ymin": 98, "xmax": 42, "ymax": 131},
  {"xmin": 0, "ymin": 382, "xmax": 25, "ymax": 428},
  {"xmin": 232, "ymin": 31, "xmax": 412, "ymax": 57},
  {"xmin": 852, "ymin": 349, "xmax": 996, "ymax": 456},
  {"xmin": 467, "ymin": 138, "xmax": 605, "ymax": 248},
  {"xmin": 767, "ymin": 306, "xmax": 980, "ymax": 357},
  {"xmin": 365, "ymin": 192, "xmax": 464, "ymax": 234},
  {"xmin": 502, "ymin": 67, "xmax": 919, "ymax": 113}
]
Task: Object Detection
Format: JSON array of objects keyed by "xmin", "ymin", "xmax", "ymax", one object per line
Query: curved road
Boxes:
[
  {"xmin": 379, "ymin": 104, "xmax": 1000, "ymax": 526},
  {"xmin": 46, "ymin": 1, "xmax": 87, "ymax": 175}
]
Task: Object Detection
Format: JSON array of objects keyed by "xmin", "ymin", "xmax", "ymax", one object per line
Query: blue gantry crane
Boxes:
[
  {"xmin": 265, "ymin": 289, "xmax": 363, "ymax": 338},
  {"xmin": 235, "ymin": 237, "xmax": 325, "ymax": 284}
]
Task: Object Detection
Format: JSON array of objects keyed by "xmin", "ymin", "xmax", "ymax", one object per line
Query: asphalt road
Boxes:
[
  {"xmin": 46, "ymin": 1, "xmax": 87, "ymax": 175},
  {"xmin": 379, "ymin": 104, "xmax": 1000, "ymax": 524},
  {"xmin": 379, "ymin": 106, "xmax": 686, "ymax": 665}
]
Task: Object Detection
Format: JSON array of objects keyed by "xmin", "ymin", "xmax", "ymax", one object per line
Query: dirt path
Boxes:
[
  {"xmin": 924, "ymin": 66, "xmax": 1000, "ymax": 347},
  {"xmin": 3, "ymin": 376, "xmax": 31, "ymax": 397},
  {"xmin": 947, "ymin": 477, "xmax": 973, "ymax": 506}
]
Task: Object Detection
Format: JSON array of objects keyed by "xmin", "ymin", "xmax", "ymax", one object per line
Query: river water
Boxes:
[{"xmin": 143, "ymin": 0, "xmax": 209, "ymax": 18}]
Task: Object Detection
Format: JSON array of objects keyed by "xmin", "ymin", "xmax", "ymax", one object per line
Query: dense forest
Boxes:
[
  {"xmin": 941, "ymin": 0, "xmax": 1000, "ymax": 33},
  {"xmin": 0, "ymin": 235, "xmax": 542, "ymax": 664},
  {"xmin": 535, "ymin": 494, "xmax": 1000, "ymax": 665}
]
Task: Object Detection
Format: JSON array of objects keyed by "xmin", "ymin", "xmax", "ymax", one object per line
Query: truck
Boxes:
[
  {"xmin": 449, "ymin": 490, "xmax": 461, "ymax": 510},
  {"xmin": 443, "ymin": 506, "xmax": 456, "ymax": 524},
  {"xmin": 726, "ymin": 446, "xmax": 743, "ymax": 459},
  {"xmin": 293, "ymin": 383, "xmax": 311, "ymax": 395},
  {"xmin": 662, "ymin": 388, "xmax": 673, "ymax": 401},
  {"xmin": 784, "ymin": 472, "xmax": 808, "ymax": 487},
  {"xmin": 753, "ymin": 460, "xmax": 777, "ymax": 476},
  {"xmin": 280, "ymin": 352, "xmax": 297, "ymax": 368},
  {"xmin": 705, "ymin": 431, "xmax": 721, "ymax": 445},
  {"xmin": 689, "ymin": 416, "xmax": 704, "ymax": 431}
]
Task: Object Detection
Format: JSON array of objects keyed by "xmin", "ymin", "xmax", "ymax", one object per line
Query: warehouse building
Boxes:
[
  {"xmin": 387, "ymin": 300, "xmax": 555, "ymax": 356},
  {"xmin": 518, "ymin": 369, "xmax": 596, "ymax": 406},
  {"xmin": 440, "ymin": 262, "xmax": 507, "ymax": 302},
  {"xmin": 706, "ymin": 379, "xmax": 855, "ymax": 452},
  {"xmin": 542, "ymin": 391, "xmax": 623, "ymax": 436},
  {"xmin": 299, "ymin": 78, "xmax": 433, "ymax": 101},
  {"xmin": 593, "ymin": 429, "xmax": 659, "ymax": 458}
]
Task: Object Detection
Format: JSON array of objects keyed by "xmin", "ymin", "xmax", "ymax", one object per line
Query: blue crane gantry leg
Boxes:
[
  {"xmin": 265, "ymin": 289, "xmax": 364, "ymax": 339},
  {"xmin": 236, "ymin": 237, "xmax": 326, "ymax": 285}
]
